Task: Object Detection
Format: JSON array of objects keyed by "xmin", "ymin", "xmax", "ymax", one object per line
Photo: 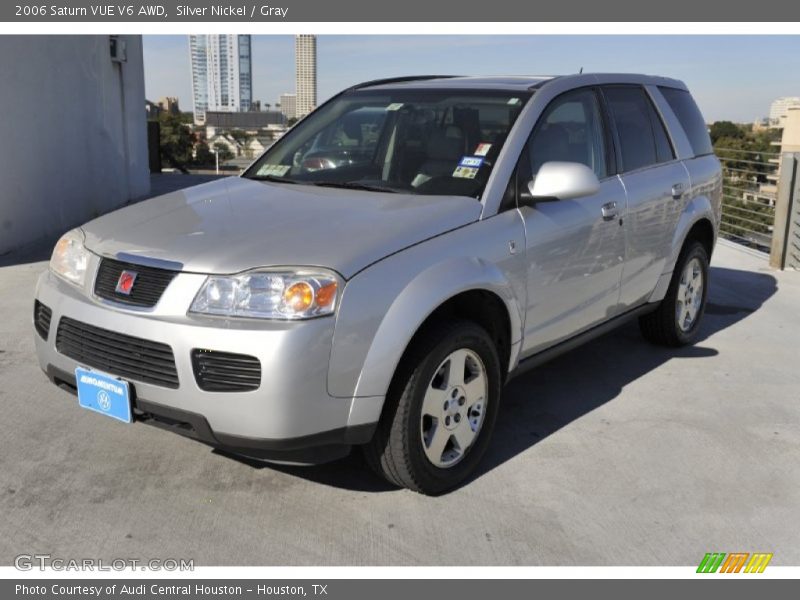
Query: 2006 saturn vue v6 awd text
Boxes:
[{"xmin": 34, "ymin": 74, "xmax": 721, "ymax": 494}]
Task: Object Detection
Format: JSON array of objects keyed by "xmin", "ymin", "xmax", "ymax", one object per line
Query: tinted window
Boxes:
[
  {"xmin": 604, "ymin": 86, "xmax": 669, "ymax": 172},
  {"xmin": 649, "ymin": 102, "xmax": 675, "ymax": 163},
  {"xmin": 659, "ymin": 86, "xmax": 713, "ymax": 156},
  {"xmin": 527, "ymin": 89, "xmax": 608, "ymax": 180}
]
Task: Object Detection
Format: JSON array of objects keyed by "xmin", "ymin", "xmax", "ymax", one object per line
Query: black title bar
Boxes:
[
  {"xmin": 4, "ymin": 579, "xmax": 798, "ymax": 600},
  {"xmin": 3, "ymin": 0, "xmax": 800, "ymax": 22}
]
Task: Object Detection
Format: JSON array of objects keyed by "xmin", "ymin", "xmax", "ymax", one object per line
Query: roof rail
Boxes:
[
  {"xmin": 528, "ymin": 76, "xmax": 559, "ymax": 90},
  {"xmin": 348, "ymin": 75, "xmax": 461, "ymax": 90}
]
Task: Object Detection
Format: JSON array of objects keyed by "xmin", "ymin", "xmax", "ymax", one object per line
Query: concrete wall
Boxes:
[
  {"xmin": 0, "ymin": 35, "xmax": 150, "ymax": 255},
  {"xmin": 780, "ymin": 108, "xmax": 800, "ymax": 153}
]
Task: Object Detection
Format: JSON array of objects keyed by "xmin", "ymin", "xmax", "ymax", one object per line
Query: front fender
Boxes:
[
  {"xmin": 327, "ymin": 212, "xmax": 527, "ymax": 407},
  {"xmin": 355, "ymin": 257, "xmax": 522, "ymax": 398}
]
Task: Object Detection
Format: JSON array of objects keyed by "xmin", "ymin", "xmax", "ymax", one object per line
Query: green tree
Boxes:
[
  {"xmin": 158, "ymin": 112, "xmax": 195, "ymax": 172},
  {"xmin": 709, "ymin": 121, "xmax": 744, "ymax": 143},
  {"xmin": 193, "ymin": 141, "xmax": 214, "ymax": 166},
  {"xmin": 212, "ymin": 142, "xmax": 234, "ymax": 162},
  {"xmin": 712, "ymin": 122, "xmax": 779, "ymax": 248},
  {"xmin": 228, "ymin": 128, "xmax": 252, "ymax": 144}
]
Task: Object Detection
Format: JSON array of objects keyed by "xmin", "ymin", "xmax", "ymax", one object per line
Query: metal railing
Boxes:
[
  {"xmin": 772, "ymin": 153, "xmax": 800, "ymax": 270},
  {"xmin": 716, "ymin": 146, "xmax": 781, "ymax": 253}
]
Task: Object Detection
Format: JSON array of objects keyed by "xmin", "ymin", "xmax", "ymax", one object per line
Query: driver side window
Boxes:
[{"xmin": 522, "ymin": 88, "xmax": 609, "ymax": 185}]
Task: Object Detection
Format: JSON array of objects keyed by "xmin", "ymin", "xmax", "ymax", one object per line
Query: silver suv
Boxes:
[{"xmin": 34, "ymin": 74, "xmax": 721, "ymax": 494}]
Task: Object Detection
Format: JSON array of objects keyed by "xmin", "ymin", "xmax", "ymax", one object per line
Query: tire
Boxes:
[
  {"xmin": 639, "ymin": 241, "xmax": 709, "ymax": 347},
  {"xmin": 364, "ymin": 319, "xmax": 502, "ymax": 495}
]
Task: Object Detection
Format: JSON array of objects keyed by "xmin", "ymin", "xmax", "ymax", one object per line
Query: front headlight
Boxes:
[
  {"xmin": 50, "ymin": 229, "xmax": 90, "ymax": 287},
  {"xmin": 189, "ymin": 269, "xmax": 341, "ymax": 320}
]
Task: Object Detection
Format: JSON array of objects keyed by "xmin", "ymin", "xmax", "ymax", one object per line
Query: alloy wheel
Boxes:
[
  {"xmin": 419, "ymin": 348, "xmax": 488, "ymax": 468},
  {"xmin": 676, "ymin": 257, "xmax": 704, "ymax": 332}
]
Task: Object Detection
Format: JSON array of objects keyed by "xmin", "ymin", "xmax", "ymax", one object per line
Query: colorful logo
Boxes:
[
  {"xmin": 697, "ymin": 552, "xmax": 773, "ymax": 573},
  {"xmin": 115, "ymin": 270, "xmax": 138, "ymax": 295}
]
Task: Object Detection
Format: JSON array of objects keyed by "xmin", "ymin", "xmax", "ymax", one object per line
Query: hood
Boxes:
[{"xmin": 81, "ymin": 177, "xmax": 482, "ymax": 279}]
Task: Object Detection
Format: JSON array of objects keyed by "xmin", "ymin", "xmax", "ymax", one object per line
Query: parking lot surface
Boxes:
[{"xmin": 1, "ymin": 240, "xmax": 798, "ymax": 565}]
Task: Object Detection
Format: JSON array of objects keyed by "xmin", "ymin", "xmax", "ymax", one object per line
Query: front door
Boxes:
[{"xmin": 516, "ymin": 88, "xmax": 627, "ymax": 357}]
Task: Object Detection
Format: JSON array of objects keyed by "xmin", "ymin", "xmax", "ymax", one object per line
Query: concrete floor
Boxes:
[{"xmin": 0, "ymin": 240, "xmax": 797, "ymax": 566}]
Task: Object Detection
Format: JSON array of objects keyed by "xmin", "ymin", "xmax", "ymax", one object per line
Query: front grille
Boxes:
[
  {"xmin": 191, "ymin": 349, "xmax": 261, "ymax": 392},
  {"xmin": 34, "ymin": 300, "xmax": 52, "ymax": 340},
  {"xmin": 56, "ymin": 317, "xmax": 179, "ymax": 388},
  {"xmin": 94, "ymin": 258, "xmax": 178, "ymax": 307}
]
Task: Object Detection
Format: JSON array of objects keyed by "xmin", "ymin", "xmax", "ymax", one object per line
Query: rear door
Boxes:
[
  {"xmin": 602, "ymin": 85, "xmax": 691, "ymax": 310},
  {"xmin": 657, "ymin": 86, "xmax": 723, "ymax": 230}
]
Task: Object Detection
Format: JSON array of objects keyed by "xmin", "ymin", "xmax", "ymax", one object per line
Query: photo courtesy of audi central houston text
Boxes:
[
  {"xmin": 34, "ymin": 72, "xmax": 721, "ymax": 495},
  {"xmin": 2, "ymin": 32, "xmax": 800, "ymax": 572}
]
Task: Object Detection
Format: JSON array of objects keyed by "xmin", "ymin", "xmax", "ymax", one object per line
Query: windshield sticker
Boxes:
[
  {"xmin": 474, "ymin": 143, "xmax": 492, "ymax": 156},
  {"xmin": 453, "ymin": 166, "xmax": 479, "ymax": 179},
  {"xmin": 411, "ymin": 173, "xmax": 432, "ymax": 187},
  {"xmin": 257, "ymin": 164, "xmax": 291, "ymax": 177},
  {"xmin": 459, "ymin": 156, "xmax": 484, "ymax": 168},
  {"xmin": 507, "ymin": 97, "xmax": 522, "ymax": 105},
  {"xmin": 386, "ymin": 103, "xmax": 405, "ymax": 111}
]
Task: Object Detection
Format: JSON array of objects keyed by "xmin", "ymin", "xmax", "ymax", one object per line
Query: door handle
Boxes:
[
  {"xmin": 671, "ymin": 183, "xmax": 685, "ymax": 200},
  {"xmin": 601, "ymin": 201, "xmax": 618, "ymax": 221}
]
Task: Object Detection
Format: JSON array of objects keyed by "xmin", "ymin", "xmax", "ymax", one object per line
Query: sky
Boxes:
[{"xmin": 142, "ymin": 35, "xmax": 800, "ymax": 123}]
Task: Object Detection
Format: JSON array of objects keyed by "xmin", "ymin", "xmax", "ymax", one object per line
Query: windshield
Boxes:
[{"xmin": 243, "ymin": 88, "xmax": 531, "ymax": 198}]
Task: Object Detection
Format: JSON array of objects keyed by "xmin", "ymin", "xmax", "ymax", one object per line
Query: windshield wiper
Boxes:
[
  {"xmin": 248, "ymin": 174, "xmax": 298, "ymax": 184},
  {"xmin": 312, "ymin": 181, "xmax": 400, "ymax": 194}
]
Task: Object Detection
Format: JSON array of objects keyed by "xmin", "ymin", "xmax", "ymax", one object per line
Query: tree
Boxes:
[
  {"xmin": 227, "ymin": 128, "xmax": 252, "ymax": 145},
  {"xmin": 712, "ymin": 122, "xmax": 780, "ymax": 248},
  {"xmin": 212, "ymin": 142, "xmax": 234, "ymax": 162},
  {"xmin": 157, "ymin": 112, "xmax": 195, "ymax": 172},
  {"xmin": 709, "ymin": 121, "xmax": 744, "ymax": 144},
  {"xmin": 193, "ymin": 141, "xmax": 214, "ymax": 166}
]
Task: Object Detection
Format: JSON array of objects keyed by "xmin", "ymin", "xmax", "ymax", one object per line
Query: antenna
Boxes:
[{"xmin": 579, "ymin": 67, "xmax": 584, "ymax": 74}]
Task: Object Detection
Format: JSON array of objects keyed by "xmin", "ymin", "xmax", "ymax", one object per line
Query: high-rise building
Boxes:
[
  {"xmin": 189, "ymin": 34, "xmax": 252, "ymax": 125},
  {"xmin": 295, "ymin": 35, "xmax": 317, "ymax": 118},
  {"xmin": 769, "ymin": 97, "xmax": 800, "ymax": 126},
  {"xmin": 157, "ymin": 96, "xmax": 180, "ymax": 115},
  {"xmin": 279, "ymin": 93, "xmax": 297, "ymax": 120}
]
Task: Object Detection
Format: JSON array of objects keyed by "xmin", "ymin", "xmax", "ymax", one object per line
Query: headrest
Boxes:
[{"xmin": 427, "ymin": 126, "xmax": 465, "ymax": 161}]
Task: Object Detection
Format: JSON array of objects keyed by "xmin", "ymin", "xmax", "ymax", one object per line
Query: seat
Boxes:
[{"xmin": 411, "ymin": 126, "xmax": 466, "ymax": 186}]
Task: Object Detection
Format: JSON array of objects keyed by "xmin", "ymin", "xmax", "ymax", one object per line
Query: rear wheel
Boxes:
[
  {"xmin": 364, "ymin": 319, "xmax": 502, "ymax": 495},
  {"xmin": 639, "ymin": 241, "xmax": 709, "ymax": 347}
]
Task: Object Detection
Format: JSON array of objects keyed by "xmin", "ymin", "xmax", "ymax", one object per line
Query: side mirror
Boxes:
[{"xmin": 525, "ymin": 161, "xmax": 601, "ymax": 202}]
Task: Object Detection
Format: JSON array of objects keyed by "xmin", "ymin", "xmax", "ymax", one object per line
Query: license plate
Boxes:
[{"xmin": 75, "ymin": 367, "xmax": 132, "ymax": 424}]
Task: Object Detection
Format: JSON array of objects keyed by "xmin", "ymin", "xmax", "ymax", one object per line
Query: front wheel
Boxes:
[
  {"xmin": 639, "ymin": 241, "xmax": 710, "ymax": 347},
  {"xmin": 364, "ymin": 319, "xmax": 502, "ymax": 495}
]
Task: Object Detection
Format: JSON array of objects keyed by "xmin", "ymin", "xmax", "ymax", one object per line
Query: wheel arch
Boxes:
[
  {"xmin": 337, "ymin": 257, "xmax": 523, "ymax": 404},
  {"xmin": 683, "ymin": 216, "xmax": 715, "ymax": 260},
  {"xmin": 399, "ymin": 289, "xmax": 514, "ymax": 384},
  {"xmin": 672, "ymin": 194, "xmax": 718, "ymax": 263},
  {"xmin": 649, "ymin": 196, "xmax": 717, "ymax": 303}
]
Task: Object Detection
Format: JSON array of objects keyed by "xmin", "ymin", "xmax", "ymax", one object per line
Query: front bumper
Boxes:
[{"xmin": 33, "ymin": 269, "xmax": 377, "ymax": 462}]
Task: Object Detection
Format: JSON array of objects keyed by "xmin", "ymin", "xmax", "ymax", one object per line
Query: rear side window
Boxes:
[
  {"xmin": 659, "ymin": 87, "xmax": 713, "ymax": 157},
  {"xmin": 604, "ymin": 86, "xmax": 673, "ymax": 172},
  {"xmin": 650, "ymin": 104, "xmax": 675, "ymax": 163}
]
